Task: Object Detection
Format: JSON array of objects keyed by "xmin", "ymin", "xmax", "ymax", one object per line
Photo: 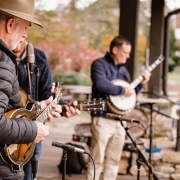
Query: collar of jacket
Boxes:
[
  {"xmin": 0, "ymin": 39, "xmax": 17, "ymax": 63},
  {"xmin": 105, "ymin": 52, "xmax": 123, "ymax": 67},
  {"xmin": 0, "ymin": 39, "xmax": 19, "ymax": 75}
]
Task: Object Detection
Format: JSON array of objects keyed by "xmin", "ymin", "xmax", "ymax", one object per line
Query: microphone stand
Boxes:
[
  {"xmin": 62, "ymin": 149, "xmax": 68, "ymax": 180},
  {"xmin": 34, "ymin": 66, "xmax": 39, "ymax": 101},
  {"xmin": 31, "ymin": 66, "xmax": 39, "ymax": 180},
  {"xmin": 31, "ymin": 154, "xmax": 38, "ymax": 180},
  {"xmin": 26, "ymin": 43, "xmax": 39, "ymax": 180},
  {"xmin": 138, "ymin": 102, "xmax": 156, "ymax": 180},
  {"xmin": 119, "ymin": 119, "xmax": 159, "ymax": 180}
]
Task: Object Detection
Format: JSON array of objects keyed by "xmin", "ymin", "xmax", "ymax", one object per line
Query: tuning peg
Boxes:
[
  {"xmin": 94, "ymin": 111, "xmax": 97, "ymax": 114},
  {"xmin": 99, "ymin": 98, "xmax": 102, "ymax": 101},
  {"xmin": 55, "ymin": 82, "xmax": 59, "ymax": 86},
  {"xmin": 51, "ymin": 82, "xmax": 55, "ymax": 93},
  {"xmin": 93, "ymin": 98, "xmax": 96, "ymax": 102}
]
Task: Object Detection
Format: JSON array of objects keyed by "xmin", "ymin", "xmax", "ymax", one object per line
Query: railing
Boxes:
[{"xmin": 61, "ymin": 85, "xmax": 92, "ymax": 102}]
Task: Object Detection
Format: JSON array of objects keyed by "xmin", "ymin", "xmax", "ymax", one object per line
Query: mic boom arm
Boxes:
[
  {"xmin": 106, "ymin": 113, "xmax": 140, "ymax": 123},
  {"xmin": 52, "ymin": 141, "xmax": 85, "ymax": 153}
]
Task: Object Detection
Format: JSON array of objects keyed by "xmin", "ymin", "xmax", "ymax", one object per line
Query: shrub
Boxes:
[{"xmin": 52, "ymin": 70, "xmax": 92, "ymax": 86}]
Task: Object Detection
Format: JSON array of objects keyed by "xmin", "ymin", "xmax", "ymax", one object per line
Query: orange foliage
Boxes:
[
  {"xmin": 138, "ymin": 32, "xmax": 147, "ymax": 53},
  {"xmin": 38, "ymin": 40, "xmax": 103, "ymax": 72},
  {"xmin": 137, "ymin": 32, "xmax": 148, "ymax": 62}
]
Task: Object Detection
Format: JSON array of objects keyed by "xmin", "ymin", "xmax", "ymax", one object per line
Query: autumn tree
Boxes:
[
  {"xmin": 27, "ymin": 0, "xmax": 156, "ymax": 85},
  {"xmin": 28, "ymin": 0, "xmax": 119, "ymax": 74}
]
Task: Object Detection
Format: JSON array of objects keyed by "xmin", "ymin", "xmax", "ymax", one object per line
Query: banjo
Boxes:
[{"xmin": 106, "ymin": 55, "xmax": 164, "ymax": 115}]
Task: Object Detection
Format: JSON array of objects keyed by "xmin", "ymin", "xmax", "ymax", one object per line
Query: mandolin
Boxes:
[{"xmin": 0, "ymin": 83, "xmax": 106, "ymax": 171}]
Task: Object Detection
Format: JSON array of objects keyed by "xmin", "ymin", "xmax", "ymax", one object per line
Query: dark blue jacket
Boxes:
[
  {"xmin": 18, "ymin": 48, "xmax": 53, "ymax": 101},
  {"xmin": 18, "ymin": 48, "xmax": 67, "ymax": 105},
  {"xmin": 91, "ymin": 52, "xmax": 144, "ymax": 118}
]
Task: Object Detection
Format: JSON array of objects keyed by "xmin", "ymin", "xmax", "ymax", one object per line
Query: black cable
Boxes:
[{"xmin": 84, "ymin": 151, "xmax": 95, "ymax": 180}]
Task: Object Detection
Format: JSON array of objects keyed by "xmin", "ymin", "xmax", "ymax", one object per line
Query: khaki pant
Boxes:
[{"xmin": 86, "ymin": 117, "xmax": 126, "ymax": 180}]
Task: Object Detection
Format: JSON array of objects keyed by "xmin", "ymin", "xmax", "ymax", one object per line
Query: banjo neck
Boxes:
[{"xmin": 130, "ymin": 55, "xmax": 164, "ymax": 88}]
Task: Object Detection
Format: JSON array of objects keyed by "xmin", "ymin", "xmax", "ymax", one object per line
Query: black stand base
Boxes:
[
  {"xmin": 119, "ymin": 120, "xmax": 159, "ymax": 180},
  {"xmin": 31, "ymin": 154, "xmax": 38, "ymax": 180},
  {"xmin": 62, "ymin": 150, "xmax": 68, "ymax": 180}
]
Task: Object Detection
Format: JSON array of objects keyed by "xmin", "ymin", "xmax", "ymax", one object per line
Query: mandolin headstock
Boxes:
[{"xmin": 51, "ymin": 82, "xmax": 62, "ymax": 102}]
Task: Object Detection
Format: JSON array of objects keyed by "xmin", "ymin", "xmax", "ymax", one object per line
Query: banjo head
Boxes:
[{"xmin": 108, "ymin": 79, "xmax": 136, "ymax": 114}]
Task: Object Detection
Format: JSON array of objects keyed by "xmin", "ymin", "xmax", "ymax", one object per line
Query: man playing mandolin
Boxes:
[
  {"xmin": 86, "ymin": 35, "xmax": 151, "ymax": 180},
  {"xmin": 13, "ymin": 38, "xmax": 81, "ymax": 180},
  {"xmin": 0, "ymin": 0, "xmax": 80, "ymax": 179}
]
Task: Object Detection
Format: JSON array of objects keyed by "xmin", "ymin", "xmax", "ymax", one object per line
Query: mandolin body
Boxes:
[{"xmin": 0, "ymin": 107, "xmax": 39, "ymax": 171}]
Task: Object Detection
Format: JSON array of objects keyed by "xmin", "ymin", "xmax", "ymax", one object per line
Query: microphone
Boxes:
[
  {"xmin": 52, "ymin": 141, "xmax": 85, "ymax": 153},
  {"xmin": 106, "ymin": 113, "xmax": 140, "ymax": 123},
  {"xmin": 27, "ymin": 43, "xmax": 35, "ymax": 74}
]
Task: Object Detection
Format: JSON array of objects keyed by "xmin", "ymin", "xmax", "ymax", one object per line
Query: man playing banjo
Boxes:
[{"xmin": 86, "ymin": 35, "xmax": 151, "ymax": 180}]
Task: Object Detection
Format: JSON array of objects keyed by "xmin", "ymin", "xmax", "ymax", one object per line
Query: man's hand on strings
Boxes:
[
  {"xmin": 141, "ymin": 72, "xmax": 151, "ymax": 84},
  {"xmin": 40, "ymin": 96, "xmax": 62, "ymax": 122},
  {"xmin": 124, "ymin": 87, "xmax": 135, "ymax": 97},
  {"xmin": 34, "ymin": 121, "xmax": 49, "ymax": 143}
]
